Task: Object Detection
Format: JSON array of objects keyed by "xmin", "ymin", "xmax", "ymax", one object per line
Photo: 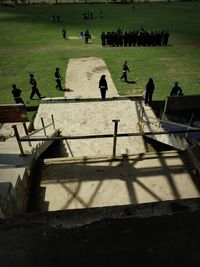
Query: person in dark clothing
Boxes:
[
  {"xmin": 163, "ymin": 30, "xmax": 169, "ymax": 46},
  {"xmin": 55, "ymin": 68, "xmax": 63, "ymax": 90},
  {"xmin": 145, "ymin": 78, "xmax": 155, "ymax": 106},
  {"xmin": 101, "ymin": 31, "xmax": 106, "ymax": 46},
  {"xmin": 62, "ymin": 28, "xmax": 66, "ymax": 39},
  {"xmin": 51, "ymin": 15, "xmax": 55, "ymax": 23},
  {"xmin": 99, "ymin": 75, "xmax": 108, "ymax": 100},
  {"xmin": 170, "ymin": 81, "xmax": 183, "ymax": 96},
  {"xmin": 57, "ymin": 15, "xmax": 60, "ymax": 23},
  {"xmin": 120, "ymin": 60, "xmax": 130, "ymax": 83},
  {"xmin": 100, "ymin": 10, "xmax": 103, "ymax": 19},
  {"xmin": 11, "ymin": 84, "xmax": 24, "ymax": 104},
  {"xmin": 29, "ymin": 74, "xmax": 43, "ymax": 100},
  {"xmin": 84, "ymin": 30, "xmax": 90, "ymax": 44}
]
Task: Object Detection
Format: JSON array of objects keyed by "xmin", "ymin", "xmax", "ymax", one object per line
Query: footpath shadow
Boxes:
[
  {"xmin": 150, "ymin": 100, "xmax": 165, "ymax": 117},
  {"xmin": 127, "ymin": 80, "xmax": 137, "ymax": 84}
]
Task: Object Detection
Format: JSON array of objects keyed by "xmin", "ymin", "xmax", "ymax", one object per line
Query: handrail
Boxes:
[
  {"xmin": 19, "ymin": 128, "xmax": 200, "ymax": 142},
  {"xmin": 27, "ymin": 122, "xmax": 53, "ymax": 136}
]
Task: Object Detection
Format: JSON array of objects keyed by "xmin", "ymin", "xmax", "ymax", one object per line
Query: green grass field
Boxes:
[{"xmin": 0, "ymin": 2, "xmax": 200, "ymax": 119}]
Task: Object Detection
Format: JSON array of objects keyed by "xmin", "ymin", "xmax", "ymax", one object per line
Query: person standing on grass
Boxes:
[
  {"xmin": 29, "ymin": 74, "xmax": 43, "ymax": 100},
  {"xmin": 62, "ymin": 28, "xmax": 66, "ymax": 39},
  {"xmin": 144, "ymin": 78, "xmax": 155, "ymax": 106},
  {"xmin": 84, "ymin": 29, "xmax": 90, "ymax": 44},
  {"xmin": 51, "ymin": 15, "xmax": 55, "ymax": 23},
  {"xmin": 55, "ymin": 67, "xmax": 63, "ymax": 90},
  {"xmin": 120, "ymin": 60, "xmax": 130, "ymax": 83},
  {"xmin": 170, "ymin": 81, "xmax": 183, "ymax": 96},
  {"xmin": 11, "ymin": 84, "xmax": 24, "ymax": 104},
  {"xmin": 99, "ymin": 75, "xmax": 108, "ymax": 100}
]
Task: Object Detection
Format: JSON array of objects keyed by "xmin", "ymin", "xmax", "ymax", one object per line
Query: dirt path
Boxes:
[{"xmin": 65, "ymin": 57, "xmax": 119, "ymax": 99}]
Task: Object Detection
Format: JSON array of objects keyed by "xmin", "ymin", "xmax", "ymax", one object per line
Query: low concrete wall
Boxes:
[
  {"xmin": 186, "ymin": 144, "xmax": 200, "ymax": 176},
  {"xmin": 164, "ymin": 95, "xmax": 200, "ymax": 114},
  {"xmin": 0, "ymin": 169, "xmax": 30, "ymax": 218}
]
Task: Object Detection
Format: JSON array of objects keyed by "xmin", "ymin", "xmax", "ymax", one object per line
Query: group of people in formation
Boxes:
[
  {"xmin": 101, "ymin": 27, "xmax": 169, "ymax": 47},
  {"xmin": 83, "ymin": 10, "xmax": 103, "ymax": 20}
]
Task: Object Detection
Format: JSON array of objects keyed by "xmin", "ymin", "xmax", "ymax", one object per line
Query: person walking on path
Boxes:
[
  {"xmin": 120, "ymin": 60, "xmax": 130, "ymax": 83},
  {"xmin": 99, "ymin": 75, "xmax": 108, "ymax": 100},
  {"xmin": 29, "ymin": 74, "xmax": 43, "ymax": 100},
  {"xmin": 55, "ymin": 67, "xmax": 63, "ymax": 90},
  {"xmin": 11, "ymin": 84, "xmax": 24, "ymax": 104},
  {"xmin": 170, "ymin": 81, "xmax": 183, "ymax": 96},
  {"xmin": 144, "ymin": 78, "xmax": 155, "ymax": 106}
]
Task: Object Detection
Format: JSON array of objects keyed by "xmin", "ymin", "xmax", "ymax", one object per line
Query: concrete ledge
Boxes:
[
  {"xmin": 1, "ymin": 198, "xmax": 200, "ymax": 229},
  {"xmin": 186, "ymin": 144, "xmax": 200, "ymax": 176},
  {"xmin": 41, "ymin": 95, "xmax": 143, "ymax": 104},
  {"xmin": 164, "ymin": 95, "xmax": 200, "ymax": 114}
]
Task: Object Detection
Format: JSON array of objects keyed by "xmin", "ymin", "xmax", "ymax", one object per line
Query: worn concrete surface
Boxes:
[
  {"xmin": 1, "ymin": 199, "xmax": 200, "ymax": 267},
  {"xmin": 34, "ymin": 151, "xmax": 200, "ymax": 212},
  {"xmin": 65, "ymin": 57, "xmax": 119, "ymax": 99},
  {"xmin": 34, "ymin": 99, "xmax": 146, "ymax": 157}
]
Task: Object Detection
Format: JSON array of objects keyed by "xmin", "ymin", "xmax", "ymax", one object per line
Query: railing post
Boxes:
[
  {"xmin": 12, "ymin": 125, "xmax": 25, "ymax": 156},
  {"xmin": 41, "ymin": 117, "xmax": 47, "ymax": 136},
  {"xmin": 112, "ymin": 119, "xmax": 120, "ymax": 158},
  {"xmin": 51, "ymin": 114, "xmax": 55, "ymax": 130},
  {"xmin": 185, "ymin": 113, "xmax": 195, "ymax": 138},
  {"xmin": 23, "ymin": 122, "xmax": 32, "ymax": 147},
  {"xmin": 158, "ymin": 109, "xmax": 163, "ymax": 128},
  {"xmin": 140, "ymin": 106, "xmax": 144, "ymax": 123}
]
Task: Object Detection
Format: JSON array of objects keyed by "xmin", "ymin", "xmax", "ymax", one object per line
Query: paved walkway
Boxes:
[
  {"xmin": 34, "ymin": 99, "xmax": 145, "ymax": 157},
  {"xmin": 65, "ymin": 57, "xmax": 119, "ymax": 99}
]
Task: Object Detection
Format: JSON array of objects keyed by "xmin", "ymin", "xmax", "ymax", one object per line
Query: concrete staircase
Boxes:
[
  {"xmin": 145, "ymin": 132, "xmax": 190, "ymax": 151},
  {"xmin": 33, "ymin": 150, "xmax": 200, "ymax": 212},
  {"xmin": 0, "ymin": 123, "xmax": 60, "ymax": 218}
]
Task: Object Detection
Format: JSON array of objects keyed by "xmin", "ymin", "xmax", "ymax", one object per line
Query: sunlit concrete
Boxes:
[
  {"xmin": 65, "ymin": 57, "xmax": 119, "ymax": 99},
  {"xmin": 34, "ymin": 99, "xmax": 146, "ymax": 157},
  {"xmin": 39, "ymin": 151, "xmax": 200, "ymax": 211}
]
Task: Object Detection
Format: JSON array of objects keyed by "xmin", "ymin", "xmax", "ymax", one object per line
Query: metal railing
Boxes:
[
  {"xmin": 12, "ymin": 114, "xmax": 56, "ymax": 157},
  {"xmin": 13, "ymin": 110, "xmax": 200, "ymax": 158}
]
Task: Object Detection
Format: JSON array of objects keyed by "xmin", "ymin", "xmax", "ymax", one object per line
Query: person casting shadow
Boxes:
[
  {"xmin": 29, "ymin": 74, "xmax": 44, "ymax": 100},
  {"xmin": 145, "ymin": 78, "xmax": 155, "ymax": 106},
  {"xmin": 55, "ymin": 67, "xmax": 63, "ymax": 90},
  {"xmin": 99, "ymin": 75, "xmax": 108, "ymax": 100},
  {"xmin": 11, "ymin": 84, "xmax": 24, "ymax": 104},
  {"xmin": 120, "ymin": 60, "xmax": 130, "ymax": 83}
]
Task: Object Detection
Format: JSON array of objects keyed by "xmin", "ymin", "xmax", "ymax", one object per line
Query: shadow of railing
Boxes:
[{"xmin": 30, "ymin": 151, "xmax": 200, "ymax": 212}]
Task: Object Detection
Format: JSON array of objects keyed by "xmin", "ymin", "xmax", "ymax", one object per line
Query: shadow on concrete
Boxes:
[{"xmin": 27, "ymin": 151, "xmax": 200, "ymax": 212}]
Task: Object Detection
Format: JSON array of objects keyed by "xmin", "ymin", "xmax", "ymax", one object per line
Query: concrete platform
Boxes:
[
  {"xmin": 39, "ymin": 151, "xmax": 200, "ymax": 211},
  {"xmin": 34, "ymin": 99, "xmax": 146, "ymax": 157}
]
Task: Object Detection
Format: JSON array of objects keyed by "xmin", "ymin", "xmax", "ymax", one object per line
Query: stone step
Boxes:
[
  {"xmin": 145, "ymin": 132, "xmax": 189, "ymax": 151},
  {"xmin": 43, "ymin": 150, "xmax": 180, "ymax": 165}
]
